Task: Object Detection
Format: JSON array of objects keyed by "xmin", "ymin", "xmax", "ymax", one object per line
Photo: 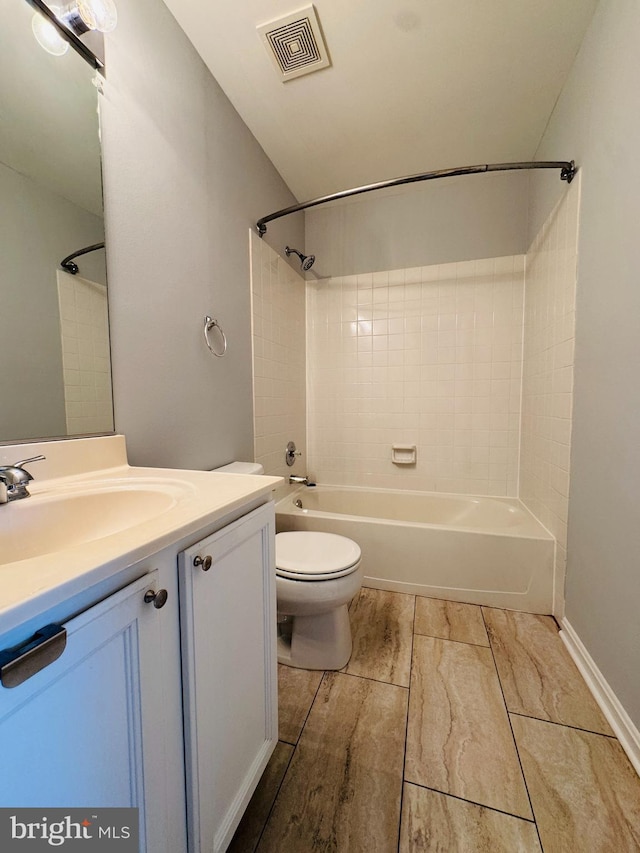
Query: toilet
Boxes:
[
  {"xmin": 275, "ymin": 531, "xmax": 362, "ymax": 670},
  {"xmin": 213, "ymin": 461, "xmax": 363, "ymax": 670}
]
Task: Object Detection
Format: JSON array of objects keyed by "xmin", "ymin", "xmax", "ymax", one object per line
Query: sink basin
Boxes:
[{"xmin": 0, "ymin": 480, "xmax": 191, "ymax": 566}]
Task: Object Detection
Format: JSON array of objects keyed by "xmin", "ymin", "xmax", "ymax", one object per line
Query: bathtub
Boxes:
[{"xmin": 275, "ymin": 485, "xmax": 555, "ymax": 613}]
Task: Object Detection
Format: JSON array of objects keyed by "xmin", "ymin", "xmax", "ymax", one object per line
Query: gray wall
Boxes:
[
  {"xmin": 0, "ymin": 163, "xmax": 105, "ymax": 442},
  {"xmin": 305, "ymin": 171, "xmax": 529, "ymax": 278},
  {"xmin": 100, "ymin": 0, "xmax": 303, "ymax": 470},
  {"xmin": 530, "ymin": 0, "xmax": 640, "ymax": 726}
]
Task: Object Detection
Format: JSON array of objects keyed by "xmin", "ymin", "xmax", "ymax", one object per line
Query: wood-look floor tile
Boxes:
[
  {"xmin": 277, "ymin": 664, "xmax": 323, "ymax": 745},
  {"xmin": 344, "ymin": 587, "xmax": 415, "ymax": 686},
  {"xmin": 511, "ymin": 714, "xmax": 640, "ymax": 852},
  {"xmin": 414, "ymin": 597, "xmax": 489, "ymax": 646},
  {"xmin": 228, "ymin": 742, "xmax": 293, "ymax": 853},
  {"xmin": 257, "ymin": 672, "xmax": 407, "ymax": 852},
  {"xmin": 400, "ymin": 784, "xmax": 541, "ymax": 852},
  {"xmin": 482, "ymin": 608, "xmax": 613, "ymax": 735},
  {"xmin": 406, "ymin": 635, "xmax": 532, "ymax": 819}
]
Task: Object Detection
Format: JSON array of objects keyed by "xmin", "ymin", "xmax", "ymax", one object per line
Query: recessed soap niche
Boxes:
[{"xmin": 391, "ymin": 445, "xmax": 417, "ymax": 466}]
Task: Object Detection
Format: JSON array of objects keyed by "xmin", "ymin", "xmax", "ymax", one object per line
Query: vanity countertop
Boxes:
[{"xmin": 0, "ymin": 436, "xmax": 281, "ymax": 635}]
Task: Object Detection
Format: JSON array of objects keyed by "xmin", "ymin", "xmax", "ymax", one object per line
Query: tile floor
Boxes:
[{"xmin": 230, "ymin": 588, "xmax": 640, "ymax": 852}]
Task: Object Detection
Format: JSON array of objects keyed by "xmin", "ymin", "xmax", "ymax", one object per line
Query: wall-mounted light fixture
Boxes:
[
  {"xmin": 58, "ymin": 0, "xmax": 117, "ymax": 36},
  {"xmin": 31, "ymin": 5, "xmax": 69, "ymax": 55},
  {"xmin": 27, "ymin": 0, "xmax": 115, "ymax": 67}
]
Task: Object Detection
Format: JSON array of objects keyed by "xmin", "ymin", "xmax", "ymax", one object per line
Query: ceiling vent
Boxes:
[{"xmin": 257, "ymin": 5, "xmax": 330, "ymax": 82}]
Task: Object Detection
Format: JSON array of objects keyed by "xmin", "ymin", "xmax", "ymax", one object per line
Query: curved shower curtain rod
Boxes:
[
  {"xmin": 256, "ymin": 159, "xmax": 576, "ymax": 236},
  {"xmin": 60, "ymin": 242, "xmax": 105, "ymax": 275}
]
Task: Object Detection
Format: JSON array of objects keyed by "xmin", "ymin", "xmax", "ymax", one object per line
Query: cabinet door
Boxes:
[
  {"xmin": 179, "ymin": 502, "xmax": 277, "ymax": 853},
  {"xmin": 0, "ymin": 571, "xmax": 183, "ymax": 853}
]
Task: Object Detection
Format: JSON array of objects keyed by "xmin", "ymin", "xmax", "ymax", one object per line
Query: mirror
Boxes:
[{"xmin": 0, "ymin": 0, "xmax": 113, "ymax": 443}]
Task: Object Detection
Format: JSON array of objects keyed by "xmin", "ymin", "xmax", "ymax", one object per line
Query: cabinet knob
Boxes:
[
  {"xmin": 193, "ymin": 555, "xmax": 213, "ymax": 571},
  {"xmin": 144, "ymin": 588, "xmax": 168, "ymax": 609}
]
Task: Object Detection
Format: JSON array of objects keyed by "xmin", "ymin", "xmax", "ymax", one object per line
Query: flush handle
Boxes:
[
  {"xmin": 193, "ymin": 555, "xmax": 213, "ymax": 572},
  {"xmin": 144, "ymin": 588, "xmax": 169, "ymax": 609}
]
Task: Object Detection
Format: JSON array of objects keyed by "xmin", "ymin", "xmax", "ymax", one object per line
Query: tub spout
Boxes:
[{"xmin": 289, "ymin": 475, "xmax": 316, "ymax": 486}]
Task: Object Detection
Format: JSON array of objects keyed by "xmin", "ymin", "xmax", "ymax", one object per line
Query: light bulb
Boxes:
[
  {"xmin": 31, "ymin": 10, "xmax": 69, "ymax": 56},
  {"xmin": 76, "ymin": 0, "xmax": 117, "ymax": 33}
]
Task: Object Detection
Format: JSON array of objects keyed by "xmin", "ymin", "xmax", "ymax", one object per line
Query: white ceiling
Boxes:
[{"xmin": 163, "ymin": 0, "xmax": 598, "ymax": 202}]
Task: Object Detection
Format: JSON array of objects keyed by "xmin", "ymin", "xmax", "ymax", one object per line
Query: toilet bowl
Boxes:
[
  {"xmin": 212, "ymin": 462, "xmax": 363, "ymax": 670},
  {"xmin": 275, "ymin": 531, "xmax": 362, "ymax": 671}
]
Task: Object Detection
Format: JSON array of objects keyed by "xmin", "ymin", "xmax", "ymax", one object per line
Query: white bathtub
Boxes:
[{"xmin": 275, "ymin": 485, "xmax": 555, "ymax": 613}]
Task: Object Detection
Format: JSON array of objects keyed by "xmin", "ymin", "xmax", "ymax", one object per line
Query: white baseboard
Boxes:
[{"xmin": 560, "ymin": 618, "xmax": 640, "ymax": 776}]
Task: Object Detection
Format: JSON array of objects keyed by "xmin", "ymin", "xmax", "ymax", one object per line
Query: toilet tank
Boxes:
[{"xmin": 212, "ymin": 461, "xmax": 264, "ymax": 475}]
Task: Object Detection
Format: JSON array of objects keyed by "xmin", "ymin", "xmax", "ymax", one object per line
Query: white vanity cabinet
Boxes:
[
  {"xmin": 0, "ymin": 463, "xmax": 278, "ymax": 853},
  {"xmin": 0, "ymin": 566, "xmax": 187, "ymax": 853},
  {"xmin": 179, "ymin": 501, "xmax": 278, "ymax": 853}
]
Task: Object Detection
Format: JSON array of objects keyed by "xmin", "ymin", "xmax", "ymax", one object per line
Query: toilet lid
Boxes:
[{"xmin": 275, "ymin": 532, "xmax": 361, "ymax": 578}]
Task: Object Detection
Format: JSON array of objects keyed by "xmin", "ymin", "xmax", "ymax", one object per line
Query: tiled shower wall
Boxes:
[
  {"xmin": 520, "ymin": 180, "xmax": 580, "ymax": 606},
  {"xmin": 306, "ymin": 256, "xmax": 525, "ymax": 495},
  {"xmin": 57, "ymin": 271, "xmax": 113, "ymax": 435},
  {"xmin": 250, "ymin": 233, "xmax": 306, "ymax": 478}
]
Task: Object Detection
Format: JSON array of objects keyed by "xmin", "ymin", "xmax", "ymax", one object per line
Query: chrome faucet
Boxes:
[
  {"xmin": 0, "ymin": 455, "xmax": 46, "ymax": 503},
  {"xmin": 288, "ymin": 475, "xmax": 316, "ymax": 486}
]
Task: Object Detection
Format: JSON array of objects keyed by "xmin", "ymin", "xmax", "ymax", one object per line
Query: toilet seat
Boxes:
[{"xmin": 276, "ymin": 532, "xmax": 361, "ymax": 582}]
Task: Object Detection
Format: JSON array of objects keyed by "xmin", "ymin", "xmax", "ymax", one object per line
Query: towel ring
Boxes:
[{"xmin": 203, "ymin": 315, "xmax": 227, "ymax": 357}]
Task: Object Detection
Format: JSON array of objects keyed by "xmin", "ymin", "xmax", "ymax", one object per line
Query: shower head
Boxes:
[{"xmin": 285, "ymin": 246, "xmax": 315, "ymax": 271}]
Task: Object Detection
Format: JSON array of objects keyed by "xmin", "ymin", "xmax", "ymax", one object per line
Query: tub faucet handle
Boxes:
[{"xmin": 285, "ymin": 441, "xmax": 302, "ymax": 467}]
